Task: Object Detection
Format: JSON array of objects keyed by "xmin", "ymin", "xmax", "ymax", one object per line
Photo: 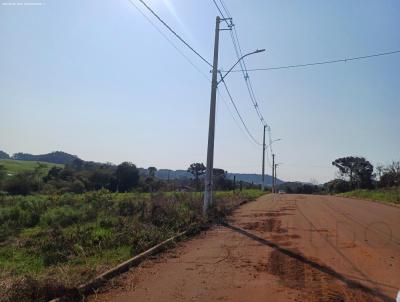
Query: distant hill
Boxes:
[
  {"xmin": 226, "ymin": 173, "xmax": 283, "ymax": 186},
  {"xmin": 0, "ymin": 150, "xmax": 10, "ymax": 159},
  {"xmin": 11, "ymin": 151, "xmax": 79, "ymax": 165},
  {"xmin": 1, "ymin": 150, "xmax": 285, "ymax": 184},
  {"xmin": 0, "ymin": 159, "xmax": 64, "ymax": 177}
]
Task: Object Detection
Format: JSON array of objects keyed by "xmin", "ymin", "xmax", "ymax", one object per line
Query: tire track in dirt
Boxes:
[
  {"xmin": 263, "ymin": 249, "xmax": 382, "ymax": 302},
  {"xmin": 293, "ymin": 200, "xmax": 384, "ymax": 295},
  {"xmin": 322, "ymin": 200, "xmax": 400, "ymax": 246},
  {"xmin": 236, "ymin": 198, "xmax": 389, "ymax": 301}
]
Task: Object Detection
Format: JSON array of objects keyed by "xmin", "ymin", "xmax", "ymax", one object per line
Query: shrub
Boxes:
[
  {"xmin": 39, "ymin": 228, "xmax": 70, "ymax": 266},
  {"xmin": 98, "ymin": 216, "xmax": 118, "ymax": 228},
  {"xmin": 40, "ymin": 206, "xmax": 80, "ymax": 228},
  {"xmin": 117, "ymin": 198, "xmax": 144, "ymax": 217},
  {"xmin": 84, "ymin": 190, "xmax": 113, "ymax": 210}
]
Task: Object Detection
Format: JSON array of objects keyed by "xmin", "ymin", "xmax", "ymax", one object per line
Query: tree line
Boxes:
[
  {"xmin": 325, "ymin": 156, "xmax": 400, "ymax": 193},
  {"xmin": 277, "ymin": 156, "xmax": 399, "ymax": 195},
  {"xmin": 0, "ymin": 159, "xmax": 255, "ymax": 195}
]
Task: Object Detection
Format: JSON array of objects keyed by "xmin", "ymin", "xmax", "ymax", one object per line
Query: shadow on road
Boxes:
[{"xmin": 221, "ymin": 222, "xmax": 394, "ymax": 302}]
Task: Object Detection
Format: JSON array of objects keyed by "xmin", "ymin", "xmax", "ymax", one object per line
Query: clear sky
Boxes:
[{"xmin": 1, "ymin": 0, "xmax": 399, "ymax": 183}]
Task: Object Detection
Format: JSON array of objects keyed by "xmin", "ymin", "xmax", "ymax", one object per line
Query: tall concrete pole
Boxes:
[
  {"xmin": 204, "ymin": 16, "xmax": 220, "ymax": 215},
  {"xmin": 261, "ymin": 125, "xmax": 266, "ymax": 191},
  {"xmin": 272, "ymin": 153, "xmax": 275, "ymax": 193}
]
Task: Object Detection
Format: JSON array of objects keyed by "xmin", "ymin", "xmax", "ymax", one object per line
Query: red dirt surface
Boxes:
[{"xmin": 89, "ymin": 194, "xmax": 400, "ymax": 302}]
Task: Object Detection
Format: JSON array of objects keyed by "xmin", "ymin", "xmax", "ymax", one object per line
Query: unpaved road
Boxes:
[{"xmin": 90, "ymin": 194, "xmax": 400, "ymax": 302}]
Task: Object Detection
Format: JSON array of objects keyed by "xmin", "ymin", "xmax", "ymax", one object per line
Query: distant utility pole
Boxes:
[
  {"xmin": 274, "ymin": 162, "xmax": 282, "ymax": 191},
  {"xmin": 203, "ymin": 16, "xmax": 221, "ymax": 215},
  {"xmin": 272, "ymin": 153, "xmax": 275, "ymax": 193},
  {"xmin": 261, "ymin": 125, "xmax": 267, "ymax": 191}
]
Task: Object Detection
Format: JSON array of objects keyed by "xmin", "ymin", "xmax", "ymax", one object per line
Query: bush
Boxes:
[
  {"xmin": 40, "ymin": 206, "xmax": 80, "ymax": 228},
  {"xmin": 117, "ymin": 198, "xmax": 144, "ymax": 217},
  {"xmin": 84, "ymin": 190, "xmax": 113, "ymax": 210},
  {"xmin": 39, "ymin": 227, "xmax": 70, "ymax": 266},
  {"xmin": 98, "ymin": 216, "xmax": 118, "ymax": 228}
]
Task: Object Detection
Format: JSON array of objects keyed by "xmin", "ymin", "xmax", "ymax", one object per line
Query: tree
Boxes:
[
  {"xmin": 0, "ymin": 165, "xmax": 6, "ymax": 189},
  {"xmin": 332, "ymin": 156, "xmax": 373, "ymax": 189},
  {"xmin": 5, "ymin": 171, "xmax": 41, "ymax": 195},
  {"xmin": 115, "ymin": 162, "xmax": 139, "ymax": 192},
  {"xmin": 88, "ymin": 168, "xmax": 115, "ymax": 190},
  {"xmin": 148, "ymin": 167, "xmax": 157, "ymax": 178},
  {"xmin": 45, "ymin": 166, "xmax": 63, "ymax": 180},
  {"xmin": 187, "ymin": 163, "xmax": 206, "ymax": 191},
  {"xmin": 379, "ymin": 161, "xmax": 400, "ymax": 188},
  {"xmin": 69, "ymin": 158, "xmax": 84, "ymax": 171},
  {"xmin": 376, "ymin": 164, "xmax": 385, "ymax": 181},
  {"xmin": 325, "ymin": 179, "xmax": 350, "ymax": 193},
  {"xmin": 0, "ymin": 151, "xmax": 10, "ymax": 159},
  {"xmin": 213, "ymin": 168, "xmax": 233, "ymax": 190}
]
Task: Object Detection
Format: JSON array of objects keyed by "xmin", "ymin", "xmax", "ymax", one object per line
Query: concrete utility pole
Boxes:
[
  {"xmin": 203, "ymin": 16, "xmax": 220, "ymax": 215},
  {"xmin": 203, "ymin": 18, "xmax": 264, "ymax": 215},
  {"xmin": 274, "ymin": 163, "xmax": 282, "ymax": 191},
  {"xmin": 272, "ymin": 153, "xmax": 275, "ymax": 193},
  {"xmin": 261, "ymin": 125, "xmax": 266, "ymax": 191}
]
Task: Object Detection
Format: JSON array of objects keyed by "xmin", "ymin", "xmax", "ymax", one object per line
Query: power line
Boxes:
[
  {"xmin": 227, "ymin": 50, "xmax": 400, "ymax": 72},
  {"xmin": 219, "ymin": 0, "xmax": 232, "ymax": 19},
  {"xmin": 132, "ymin": 0, "xmax": 213, "ymax": 68},
  {"xmin": 127, "ymin": 0, "xmax": 210, "ymax": 83},
  {"xmin": 213, "ymin": 0, "xmax": 268, "ymax": 127},
  {"xmin": 219, "ymin": 75, "xmax": 262, "ymax": 146},
  {"xmin": 216, "ymin": 0, "xmax": 278, "ymax": 180},
  {"xmin": 211, "ymin": 0, "xmax": 233, "ymax": 30},
  {"xmin": 230, "ymin": 28, "xmax": 265, "ymax": 125},
  {"xmin": 212, "ymin": 0, "xmax": 225, "ymax": 18},
  {"xmin": 218, "ymin": 89, "xmax": 260, "ymax": 148},
  {"xmin": 131, "ymin": 0, "xmax": 261, "ymax": 148},
  {"xmin": 212, "ymin": 0, "xmax": 273, "ymax": 165}
]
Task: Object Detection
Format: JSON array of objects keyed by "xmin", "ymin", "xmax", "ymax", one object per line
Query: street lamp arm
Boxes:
[
  {"xmin": 265, "ymin": 138, "xmax": 282, "ymax": 149},
  {"xmin": 218, "ymin": 49, "xmax": 265, "ymax": 84}
]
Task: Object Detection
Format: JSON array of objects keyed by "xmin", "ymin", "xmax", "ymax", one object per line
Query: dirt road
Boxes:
[{"xmin": 90, "ymin": 194, "xmax": 400, "ymax": 302}]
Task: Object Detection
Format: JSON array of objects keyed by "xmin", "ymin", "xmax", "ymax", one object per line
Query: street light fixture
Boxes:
[
  {"xmin": 218, "ymin": 49, "xmax": 266, "ymax": 84},
  {"xmin": 266, "ymin": 138, "xmax": 282, "ymax": 150}
]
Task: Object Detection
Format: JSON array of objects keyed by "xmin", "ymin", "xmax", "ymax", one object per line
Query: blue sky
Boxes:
[{"xmin": 1, "ymin": 0, "xmax": 399, "ymax": 183}]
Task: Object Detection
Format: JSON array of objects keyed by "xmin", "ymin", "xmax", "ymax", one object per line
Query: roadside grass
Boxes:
[
  {"xmin": 0, "ymin": 189, "xmax": 264, "ymax": 302},
  {"xmin": 339, "ymin": 187, "xmax": 400, "ymax": 205},
  {"xmin": 0, "ymin": 159, "xmax": 64, "ymax": 177}
]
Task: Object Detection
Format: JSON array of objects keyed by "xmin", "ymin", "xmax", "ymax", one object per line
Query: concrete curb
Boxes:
[{"xmin": 48, "ymin": 230, "xmax": 188, "ymax": 302}]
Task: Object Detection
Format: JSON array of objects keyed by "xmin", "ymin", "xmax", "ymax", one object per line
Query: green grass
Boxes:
[
  {"xmin": 339, "ymin": 187, "xmax": 400, "ymax": 205},
  {"xmin": 0, "ymin": 159, "xmax": 64, "ymax": 177},
  {"xmin": 0, "ymin": 246, "xmax": 44, "ymax": 276}
]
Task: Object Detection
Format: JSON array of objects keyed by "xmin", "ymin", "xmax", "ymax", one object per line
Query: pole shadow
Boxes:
[{"xmin": 221, "ymin": 222, "xmax": 394, "ymax": 302}]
